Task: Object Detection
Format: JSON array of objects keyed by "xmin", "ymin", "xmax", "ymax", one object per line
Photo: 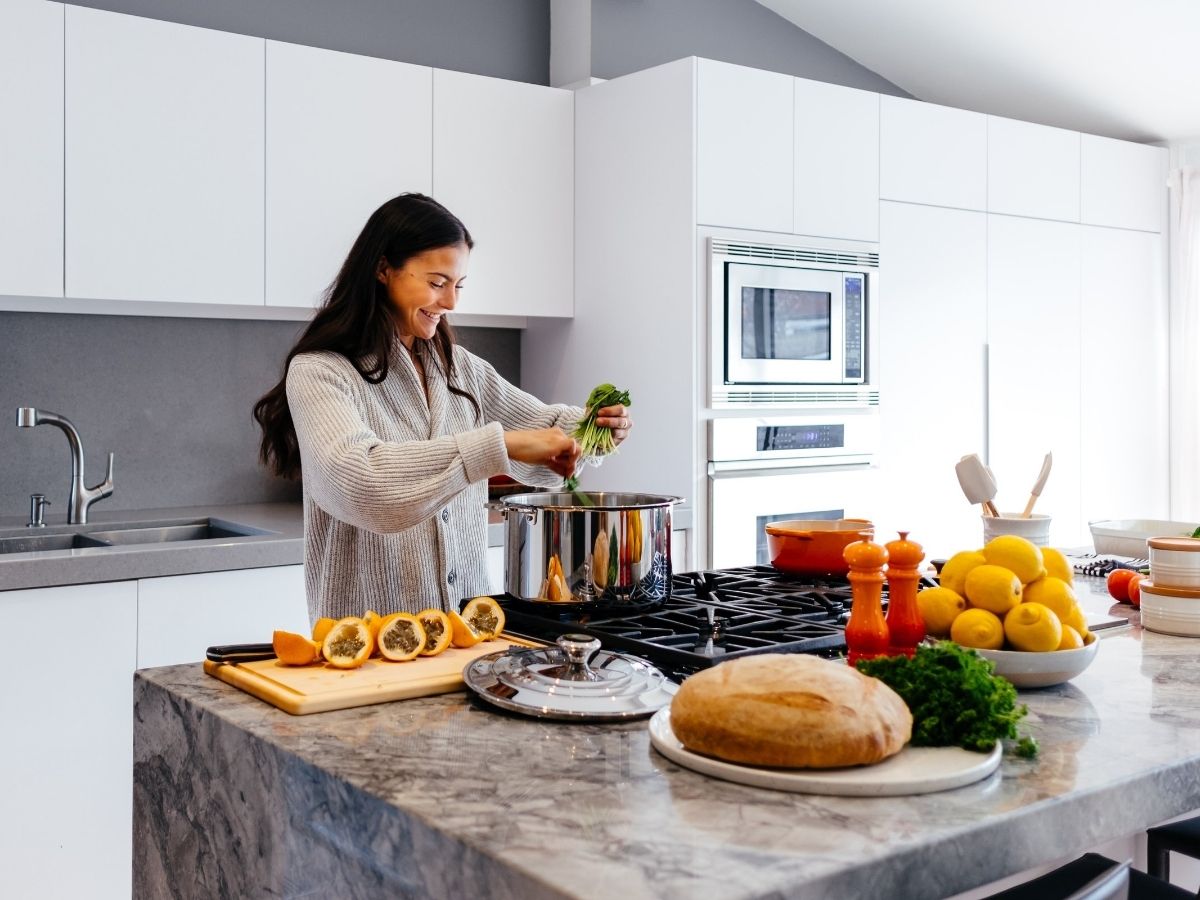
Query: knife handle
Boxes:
[{"xmin": 206, "ymin": 643, "xmax": 276, "ymax": 663}]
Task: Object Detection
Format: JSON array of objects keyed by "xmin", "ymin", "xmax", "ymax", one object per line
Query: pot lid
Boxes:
[{"xmin": 463, "ymin": 634, "xmax": 677, "ymax": 721}]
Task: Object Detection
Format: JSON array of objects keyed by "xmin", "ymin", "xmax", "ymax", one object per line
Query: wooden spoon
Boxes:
[{"xmin": 1021, "ymin": 452, "xmax": 1053, "ymax": 518}]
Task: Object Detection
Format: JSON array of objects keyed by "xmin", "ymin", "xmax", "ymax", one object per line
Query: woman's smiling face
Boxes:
[{"xmin": 377, "ymin": 243, "xmax": 469, "ymax": 347}]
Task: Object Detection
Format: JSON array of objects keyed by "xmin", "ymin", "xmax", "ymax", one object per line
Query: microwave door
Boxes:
[{"xmin": 725, "ymin": 264, "xmax": 846, "ymax": 385}]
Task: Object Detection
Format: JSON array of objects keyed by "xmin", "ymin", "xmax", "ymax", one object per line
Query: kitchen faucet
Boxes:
[{"xmin": 15, "ymin": 407, "xmax": 114, "ymax": 524}]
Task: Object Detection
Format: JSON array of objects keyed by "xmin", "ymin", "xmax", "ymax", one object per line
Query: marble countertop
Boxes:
[
  {"xmin": 0, "ymin": 502, "xmax": 507, "ymax": 591},
  {"xmin": 133, "ymin": 576, "xmax": 1200, "ymax": 899}
]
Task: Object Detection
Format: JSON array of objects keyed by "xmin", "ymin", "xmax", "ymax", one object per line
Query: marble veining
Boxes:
[{"xmin": 134, "ymin": 578, "xmax": 1200, "ymax": 899}]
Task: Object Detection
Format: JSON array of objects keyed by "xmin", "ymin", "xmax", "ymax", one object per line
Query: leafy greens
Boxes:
[{"xmin": 563, "ymin": 383, "xmax": 632, "ymax": 492}]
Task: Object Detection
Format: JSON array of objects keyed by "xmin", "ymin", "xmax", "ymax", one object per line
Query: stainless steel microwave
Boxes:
[{"xmin": 709, "ymin": 237, "xmax": 879, "ymax": 407}]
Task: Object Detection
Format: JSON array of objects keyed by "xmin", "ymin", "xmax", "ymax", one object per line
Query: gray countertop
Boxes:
[{"xmin": 131, "ymin": 577, "xmax": 1200, "ymax": 899}]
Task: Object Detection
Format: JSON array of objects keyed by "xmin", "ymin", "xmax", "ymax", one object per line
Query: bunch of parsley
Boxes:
[{"xmin": 856, "ymin": 641, "xmax": 1035, "ymax": 755}]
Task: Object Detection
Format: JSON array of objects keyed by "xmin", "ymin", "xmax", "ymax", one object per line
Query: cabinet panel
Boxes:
[
  {"xmin": 433, "ymin": 70, "xmax": 572, "ymax": 317},
  {"xmin": 137, "ymin": 565, "xmax": 307, "ymax": 668},
  {"xmin": 794, "ymin": 78, "xmax": 879, "ymax": 241},
  {"xmin": 1080, "ymin": 227, "xmax": 1168, "ymax": 522},
  {"xmin": 65, "ymin": 7, "xmax": 264, "ymax": 304},
  {"xmin": 697, "ymin": 59, "xmax": 793, "ymax": 233},
  {"xmin": 1080, "ymin": 134, "xmax": 1167, "ymax": 233},
  {"xmin": 876, "ymin": 202, "xmax": 987, "ymax": 558},
  {"xmin": 266, "ymin": 42, "xmax": 432, "ymax": 309},
  {"xmin": 988, "ymin": 116, "xmax": 1080, "ymax": 222},
  {"xmin": 880, "ymin": 96, "xmax": 987, "ymax": 211},
  {"xmin": 0, "ymin": 1, "xmax": 63, "ymax": 298},
  {"xmin": 0, "ymin": 580, "xmax": 137, "ymax": 899},
  {"xmin": 987, "ymin": 216, "xmax": 1083, "ymax": 545}
]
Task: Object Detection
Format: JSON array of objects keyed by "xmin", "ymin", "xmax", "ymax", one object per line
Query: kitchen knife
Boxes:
[
  {"xmin": 1020, "ymin": 452, "xmax": 1053, "ymax": 518},
  {"xmin": 206, "ymin": 643, "xmax": 276, "ymax": 663}
]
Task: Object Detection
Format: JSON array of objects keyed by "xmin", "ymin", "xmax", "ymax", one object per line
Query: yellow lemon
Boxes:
[
  {"xmin": 950, "ymin": 608, "xmax": 1005, "ymax": 650},
  {"xmin": 1022, "ymin": 576, "xmax": 1078, "ymax": 622},
  {"xmin": 939, "ymin": 550, "xmax": 987, "ymax": 596},
  {"xmin": 1004, "ymin": 602, "xmax": 1063, "ymax": 652},
  {"xmin": 1057, "ymin": 625, "xmax": 1085, "ymax": 650},
  {"xmin": 916, "ymin": 587, "xmax": 967, "ymax": 637},
  {"xmin": 1064, "ymin": 603, "xmax": 1090, "ymax": 639},
  {"xmin": 964, "ymin": 564, "xmax": 1023, "ymax": 615},
  {"xmin": 983, "ymin": 535, "xmax": 1045, "ymax": 584},
  {"xmin": 1040, "ymin": 546, "xmax": 1074, "ymax": 584}
]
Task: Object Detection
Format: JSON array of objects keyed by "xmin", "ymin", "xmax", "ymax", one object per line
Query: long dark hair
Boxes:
[{"xmin": 254, "ymin": 193, "xmax": 479, "ymax": 479}]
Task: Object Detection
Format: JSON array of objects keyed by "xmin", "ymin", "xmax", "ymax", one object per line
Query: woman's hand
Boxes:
[
  {"xmin": 505, "ymin": 428, "xmax": 582, "ymax": 479},
  {"xmin": 593, "ymin": 404, "xmax": 633, "ymax": 448}
]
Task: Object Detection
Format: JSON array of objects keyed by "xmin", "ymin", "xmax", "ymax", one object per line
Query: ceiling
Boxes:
[{"xmin": 755, "ymin": 0, "xmax": 1199, "ymax": 146}]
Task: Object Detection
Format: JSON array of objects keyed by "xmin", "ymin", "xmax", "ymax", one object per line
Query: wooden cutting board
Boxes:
[{"xmin": 203, "ymin": 637, "xmax": 537, "ymax": 716}]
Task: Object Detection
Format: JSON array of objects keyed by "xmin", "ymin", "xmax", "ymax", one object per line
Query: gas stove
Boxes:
[{"xmin": 492, "ymin": 564, "xmax": 925, "ymax": 682}]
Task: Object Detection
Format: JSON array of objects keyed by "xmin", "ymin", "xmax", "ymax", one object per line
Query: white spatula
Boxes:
[
  {"xmin": 955, "ymin": 453, "xmax": 999, "ymax": 517},
  {"xmin": 1021, "ymin": 452, "xmax": 1053, "ymax": 518}
]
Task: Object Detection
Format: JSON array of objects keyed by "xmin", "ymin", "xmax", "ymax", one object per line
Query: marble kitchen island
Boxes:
[{"xmin": 134, "ymin": 596, "xmax": 1200, "ymax": 899}]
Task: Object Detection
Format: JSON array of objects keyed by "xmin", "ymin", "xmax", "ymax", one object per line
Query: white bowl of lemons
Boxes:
[{"xmin": 922, "ymin": 537, "xmax": 1100, "ymax": 688}]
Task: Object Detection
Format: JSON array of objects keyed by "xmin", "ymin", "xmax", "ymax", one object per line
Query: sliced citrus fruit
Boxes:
[
  {"xmin": 312, "ymin": 617, "xmax": 337, "ymax": 644},
  {"xmin": 461, "ymin": 596, "xmax": 505, "ymax": 640},
  {"xmin": 362, "ymin": 610, "xmax": 385, "ymax": 653},
  {"xmin": 448, "ymin": 609, "xmax": 484, "ymax": 648},
  {"xmin": 377, "ymin": 613, "xmax": 427, "ymax": 662},
  {"xmin": 273, "ymin": 629, "xmax": 321, "ymax": 666},
  {"xmin": 321, "ymin": 617, "xmax": 373, "ymax": 669},
  {"xmin": 416, "ymin": 609, "xmax": 453, "ymax": 656}
]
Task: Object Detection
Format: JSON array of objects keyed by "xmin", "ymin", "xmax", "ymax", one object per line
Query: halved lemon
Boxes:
[
  {"xmin": 461, "ymin": 596, "xmax": 505, "ymax": 640},
  {"xmin": 321, "ymin": 617, "xmax": 373, "ymax": 669},
  {"xmin": 272, "ymin": 629, "xmax": 321, "ymax": 666},
  {"xmin": 377, "ymin": 613, "xmax": 427, "ymax": 662},
  {"xmin": 447, "ymin": 610, "xmax": 483, "ymax": 648},
  {"xmin": 416, "ymin": 609, "xmax": 453, "ymax": 656}
]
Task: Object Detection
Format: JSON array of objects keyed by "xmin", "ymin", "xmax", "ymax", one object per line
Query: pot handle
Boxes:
[{"xmin": 502, "ymin": 501, "xmax": 540, "ymax": 524}]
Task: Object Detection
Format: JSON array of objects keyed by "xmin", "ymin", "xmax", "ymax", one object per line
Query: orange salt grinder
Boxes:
[
  {"xmin": 843, "ymin": 538, "xmax": 890, "ymax": 666},
  {"xmin": 885, "ymin": 531, "xmax": 927, "ymax": 658}
]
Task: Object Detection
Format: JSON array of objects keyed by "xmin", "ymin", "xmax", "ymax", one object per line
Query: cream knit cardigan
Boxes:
[{"xmin": 287, "ymin": 340, "xmax": 580, "ymax": 623}]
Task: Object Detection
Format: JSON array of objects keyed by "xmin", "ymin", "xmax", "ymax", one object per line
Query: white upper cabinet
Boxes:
[
  {"xmin": 1081, "ymin": 134, "xmax": 1167, "ymax": 233},
  {"xmin": 987, "ymin": 116, "xmax": 1080, "ymax": 222},
  {"xmin": 266, "ymin": 42, "xmax": 432, "ymax": 309},
  {"xmin": 880, "ymin": 96, "xmax": 987, "ymax": 211},
  {"xmin": 794, "ymin": 78, "xmax": 879, "ymax": 241},
  {"xmin": 0, "ymin": 1, "xmax": 63, "ymax": 298},
  {"xmin": 65, "ymin": 7, "xmax": 264, "ymax": 304},
  {"xmin": 697, "ymin": 59, "xmax": 793, "ymax": 233},
  {"xmin": 433, "ymin": 70, "xmax": 573, "ymax": 318}
]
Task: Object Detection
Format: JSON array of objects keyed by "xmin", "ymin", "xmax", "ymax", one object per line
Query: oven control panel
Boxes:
[{"xmin": 709, "ymin": 413, "xmax": 879, "ymax": 470}]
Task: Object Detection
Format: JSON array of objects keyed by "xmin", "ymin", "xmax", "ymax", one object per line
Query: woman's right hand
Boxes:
[{"xmin": 504, "ymin": 428, "xmax": 581, "ymax": 479}]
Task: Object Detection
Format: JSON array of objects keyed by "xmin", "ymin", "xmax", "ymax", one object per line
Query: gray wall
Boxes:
[
  {"xmin": 592, "ymin": 0, "xmax": 908, "ymax": 95},
  {"xmin": 0, "ymin": 312, "xmax": 519, "ymax": 518}
]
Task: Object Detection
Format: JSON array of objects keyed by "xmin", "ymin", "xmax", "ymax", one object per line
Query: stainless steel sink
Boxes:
[{"xmin": 0, "ymin": 517, "xmax": 271, "ymax": 555}]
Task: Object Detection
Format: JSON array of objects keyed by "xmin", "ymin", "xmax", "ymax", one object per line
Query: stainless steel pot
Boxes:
[{"xmin": 501, "ymin": 492, "xmax": 683, "ymax": 607}]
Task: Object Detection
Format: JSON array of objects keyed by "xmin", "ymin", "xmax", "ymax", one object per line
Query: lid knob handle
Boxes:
[{"xmin": 556, "ymin": 633, "xmax": 604, "ymax": 682}]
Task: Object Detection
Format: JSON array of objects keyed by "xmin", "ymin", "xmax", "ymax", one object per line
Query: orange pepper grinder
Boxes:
[
  {"xmin": 885, "ymin": 531, "xmax": 927, "ymax": 658},
  {"xmin": 843, "ymin": 538, "xmax": 890, "ymax": 666}
]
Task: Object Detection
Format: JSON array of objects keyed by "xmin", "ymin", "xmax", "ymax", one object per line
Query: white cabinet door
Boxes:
[
  {"xmin": 1080, "ymin": 226, "xmax": 1169, "ymax": 523},
  {"xmin": 0, "ymin": 0, "xmax": 63, "ymax": 298},
  {"xmin": 697, "ymin": 59, "xmax": 793, "ymax": 233},
  {"xmin": 433, "ymin": 70, "xmax": 572, "ymax": 318},
  {"xmin": 0, "ymin": 581, "xmax": 137, "ymax": 900},
  {"xmin": 1081, "ymin": 134, "xmax": 1167, "ymax": 233},
  {"xmin": 987, "ymin": 216, "xmax": 1084, "ymax": 546},
  {"xmin": 794, "ymin": 78, "xmax": 879, "ymax": 241},
  {"xmin": 266, "ymin": 41, "xmax": 432, "ymax": 309},
  {"xmin": 486, "ymin": 545, "xmax": 504, "ymax": 595},
  {"xmin": 880, "ymin": 96, "xmax": 987, "ymax": 211},
  {"xmin": 65, "ymin": 7, "xmax": 264, "ymax": 304},
  {"xmin": 137, "ymin": 565, "xmax": 307, "ymax": 668},
  {"xmin": 988, "ymin": 116, "xmax": 1080, "ymax": 222},
  {"xmin": 876, "ymin": 202, "xmax": 987, "ymax": 559}
]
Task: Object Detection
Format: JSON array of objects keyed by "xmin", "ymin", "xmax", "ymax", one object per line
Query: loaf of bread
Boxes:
[{"xmin": 669, "ymin": 654, "xmax": 912, "ymax": 769}]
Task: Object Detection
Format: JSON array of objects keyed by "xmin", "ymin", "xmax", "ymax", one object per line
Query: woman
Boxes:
[{"xmin": 254, "ymin": 193, "xmax": 631, "ymax": 622}]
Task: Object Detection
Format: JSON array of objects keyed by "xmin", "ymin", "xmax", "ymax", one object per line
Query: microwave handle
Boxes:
[{"xmin": 708, "ymin": 460, "xmax": 873, "ymax": 478}]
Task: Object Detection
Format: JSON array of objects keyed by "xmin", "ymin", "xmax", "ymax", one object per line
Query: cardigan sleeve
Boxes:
[{"xmin": 287, "ymin": 354, "xmax": 510, "ymax": 533}]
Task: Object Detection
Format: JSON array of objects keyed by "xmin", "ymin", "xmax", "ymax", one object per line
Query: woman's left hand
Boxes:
[{"xmin": 594, "ymin": 404, "xmax": 633, "ymax": 447}]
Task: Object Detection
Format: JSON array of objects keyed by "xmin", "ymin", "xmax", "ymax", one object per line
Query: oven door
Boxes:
[
  {"xmin": 708, "ymin": 463, "xmax": 879, "ymax": 569},
  {"xmin": 725, "ymin": 262, "xmax": 847, "ymax": 385}
]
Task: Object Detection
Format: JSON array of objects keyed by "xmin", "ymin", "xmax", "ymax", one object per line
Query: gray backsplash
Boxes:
[{"xmin": 0, "ymin": 311, "xmax": 520, "ymax": 520}]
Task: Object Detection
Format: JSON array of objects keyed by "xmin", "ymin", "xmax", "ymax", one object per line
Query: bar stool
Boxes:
[
  {"xmin": 1147, "ymin": 816, "xmax": 1200, "ymax": 897},
  {"xmin": 977, "ymin": 853, "xmax": 1192, "ymax": 900}
]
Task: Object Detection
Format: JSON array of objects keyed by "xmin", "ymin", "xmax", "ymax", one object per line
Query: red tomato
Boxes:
[
  {"xmin": 1128, "ymin": 574, "xmax": 1145, "ymax": 608},
  {"xmin": 1106, "ymin": 569, "xmax": 1136, "ymax": 602}
]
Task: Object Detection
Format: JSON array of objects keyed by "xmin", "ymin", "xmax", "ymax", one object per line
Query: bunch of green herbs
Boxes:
[
  {"xmin": 856, "ymin": 641, "xmax": 1035, "ymax": 755},
  {"xmin": 563, "ymin": 383, "xmax": 631, "ymax": 492}
]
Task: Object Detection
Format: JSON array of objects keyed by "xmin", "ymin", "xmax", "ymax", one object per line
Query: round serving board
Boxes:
[{"xmin": 647, "ymin": 708, "xmax": 1001, "ymax": 796}]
